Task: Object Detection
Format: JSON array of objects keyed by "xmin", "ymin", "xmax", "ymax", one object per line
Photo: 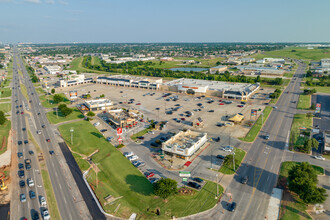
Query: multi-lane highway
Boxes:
[
  {"xmin": 198, "ymin": 60, "xmax": 319, "ymax": 219},
  {"xmin": 10, "ymin": 48, "xmax": 95, "ymax": 220}
]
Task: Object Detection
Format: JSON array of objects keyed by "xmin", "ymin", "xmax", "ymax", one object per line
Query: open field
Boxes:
[
  {"xmin": 91, "ymin": 56, "xmax": 102, "ymax": 66},
  {"xmin": 0, "ymin": 103, "xmax": 11, "ymax": 113},
  {"xmin": 278, "ymin": 161, "xmax": 323, "ymax": 220},
  {"xmin": 59, "ymin": 120, "xmax": 222, "ymax": 218},
  {"xmin": 36, "ymin": 87, "xmax": 47, "ymax": 94},
  {"xmin": 69, "ymin": 57, "xmax": 112, "ymax": 75},
  {"xmin": 219, "ymin": 148, "xmax": 246, "ymax": 174},
  {"xmin": 240, "ymin": 106, "xmax": 272, "ymax": 142},
  {"xmin": 0, "ymin": 88, "xmax": 12, "ymax": 98},
  {"xmin": 289, "ymin": 114, "xmax": 312, "ymax": 149},
  {"xmin": 46, "ymin": 107, "xmax": 84, "ymax": 124},
  {"xmin": 72, "ymin": 152, "xmax": 90, "ymax": 171},
  {"xmin": 303, "ymin": 86, "xmax": 330, "ymax": 94},
  {"xmin": 0, "ymin": 121, "xmax": 11, "ymax": 155},
  {"xmin": 297, "ymin": 94, "xmax": 311, "ymax": 110},
  {"xmin": 265, "ymin": 47, "xmax": 330, "ymax": 60},
  {"xmin": 39, "ymin": 93, "xmax": 70, "ymax": 108}
]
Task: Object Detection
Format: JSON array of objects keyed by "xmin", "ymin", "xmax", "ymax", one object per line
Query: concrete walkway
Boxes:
[{"xmin": 266, "ymin": 188, "xmax": 283, "ymax": 220}]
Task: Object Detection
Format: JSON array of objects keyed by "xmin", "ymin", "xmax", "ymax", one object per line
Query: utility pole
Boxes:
[{"xmin": 232, "ymin": 149, "xmax": 236, "ymax": 172}]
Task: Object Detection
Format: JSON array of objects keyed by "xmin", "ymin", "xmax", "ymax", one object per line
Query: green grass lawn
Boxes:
[
  {"xmin": 0, "ymin": 103, "xmax": 11, "ymax": 113},
  {"xmin": 303, "ymin": 86, "xmax": 330, "ymax": 94},
  {"xmin": 46, "ymin": 107, "xmax": 84, "ymax": 124},
  {"xmin": 265, "ymin": 47, "xmax": 330, "ymax": 60},
  {"xmin": 70, "ymin": 57, "xmax": 113, "ymax": 75},
  {"xmin": 297, "ymin": 94, "xmax": 311, "ymax": 110},
  {"xmin": 39, "ymin": 93, "xmax": 70, "ymax": 108},
  {"xmin": 0, "ymin": 99, "xmax": 11, "ymax": 103},
  {"xmin": 240, "ymin": 106, "xmax": 272, "ymax": 142},
  {"xmin": 0, "ymin": 88, "xmax": 11, "ymax": 98},
  {"xmin": 219, "ymin": 148, "xmax": 246, "ymax": 174},
  {"xmin": 0, "ymin": 121, "xmax": 11, "ymax": 155},
  {"xmin": 20, "ymin": 82, "xmax": 29, "ymax": 101},
  {"xmin": 279, "ymin": 161, "xmax": 323, "ymax": 220},
  {"xmin": 289, "ymin": 114, "xmax": 313, "ymax": 149},
  {"xmin": 72, "ymin": 152, "xmax": 90, "ymax": 171},
  {"xmin": 59, "ymin": 120, "xmax": 223, "ymax": 219}
]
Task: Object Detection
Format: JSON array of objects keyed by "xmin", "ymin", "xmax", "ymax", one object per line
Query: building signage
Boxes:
[
  {"xmin": 179, "ymin": 171, "xmax": 191, "ymax": 177},
  {"xmin": 117, "ymin": 127, "xmax": 122, "ymax": 136},
  {"xmin": 182, "ymin": 86, "xmax": 199, "ymax": 89}
]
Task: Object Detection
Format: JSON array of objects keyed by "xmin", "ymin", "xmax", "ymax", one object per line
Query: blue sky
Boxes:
[{"xmin": 0, "ymin": 0, "xmax": 329, "ymax": 43}]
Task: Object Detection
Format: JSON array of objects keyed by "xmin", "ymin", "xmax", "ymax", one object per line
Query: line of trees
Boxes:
[{"xmin": 25, "ymin": 65, "xmax": 39, "ymax": 83}]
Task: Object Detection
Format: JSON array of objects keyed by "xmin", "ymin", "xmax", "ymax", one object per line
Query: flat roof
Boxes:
[
  {"xmin": 164, "ymin": 130, "xmax": 205, "ymax": 150},
  {"xmin": 164, "ymin": 78, "xmax": 259, "ymax": 93}
]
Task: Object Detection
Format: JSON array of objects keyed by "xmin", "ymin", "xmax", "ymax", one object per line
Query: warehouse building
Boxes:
[
  {"xmin": 162, "ymin": 129, "xmax": 207, "ymax": 160},
  {"xmin": 96, "ymin": 75, "xmax": 162, "ymax": 90},
  {"xmin": 162, "ymin": 78, "xmax": 259, "ymax": 100}
]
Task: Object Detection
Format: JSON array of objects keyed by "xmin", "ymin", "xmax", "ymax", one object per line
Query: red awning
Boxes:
[{"xmin": 184, "ymin": 161, "xmax": 192, "ymax": 167}]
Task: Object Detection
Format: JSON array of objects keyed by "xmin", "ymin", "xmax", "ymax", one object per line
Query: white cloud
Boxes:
[
  {"xmin": 24, "ymin": 0, "xmax": 42, "ymax": 3},
  {"xmin": 45, "ymin": 0, "xmax": 54, "ymax": 4}
]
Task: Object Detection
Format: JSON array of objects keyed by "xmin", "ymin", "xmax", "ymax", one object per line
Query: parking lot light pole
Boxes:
[{"xmin": 70, "ymin": 127, "xmax": 74, "ymax": 145}]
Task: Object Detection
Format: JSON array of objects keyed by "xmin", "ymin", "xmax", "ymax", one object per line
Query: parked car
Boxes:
[
  {"xmin": 124, "ymin": 152, "xmax": 134, "ymax": 157},
  {"xmin": 136, "ymin": 162, "xmax": 145, "ymax": 168},
  {"xmin": 221, "ymin": 146, "xmax": 233, "ymax": 152},
  {"xmin": 132, "ymin": 160, "xmax": 141, "ymax": 166},
  {"xmin": 241, "ymin": 176, "xmax": 248, "ymax": 184},
  {"xmin": 93, "ymin": 122, "xmax": 100, "ymax": 126},
  {"xmin": 228, "ymin": 202, "xmax": 237, "ymax": 212},
  {"xmin": 100, "ymin": 129, "xmax": 107, "ymax": 132},
  {"xmin": 187, "ymin": 181, "xmax": 201, "ymax": 190},
  {"xmin": 216, "ymin": 155, "xmax": 225, "ymax": 159},
  {"xmin": 137, "ymin": 136, "xmax": 145, "ymax": 140},
  {"xmin": 149, "ymin": 178, "xmax": 159, "ymax": 184},
  {"xmin": 128, "ymin": 155, "xmax": 139, "ymax": 161},
  {"xmin": 192, "ymin": 177, "xmax": 204, "ymax": 183},
  {"xmin": 106, "ymin": 137, "xmax": 113, "ymax": 142},
  {"xmin": 145, "ymin": 172, "xmax": 155, "ymax": 178}
]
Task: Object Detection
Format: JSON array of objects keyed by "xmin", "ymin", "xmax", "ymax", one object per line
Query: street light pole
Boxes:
[
  {"xmin": 232, "ymin": 149, "xmax": 236, "ymax": 172},
  {"xmin": 70, "ymin": 127, "xmax": 74, "ymax": 145}
]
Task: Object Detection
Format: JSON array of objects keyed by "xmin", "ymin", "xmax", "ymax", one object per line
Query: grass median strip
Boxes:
[
  {"xmin": 130, "ymin": 127, "xmax": 152, "ymax": 140},
  {"xmin": 240, "ymin": 106, "xmax": 272, "ymax": 142},
  {"xmin": 20, "ymin": 82, "xmax": 29, "ymax": 100},
  {"xmin": 59, "ymin": 120, "xmax": 223, "ymax": 218}
]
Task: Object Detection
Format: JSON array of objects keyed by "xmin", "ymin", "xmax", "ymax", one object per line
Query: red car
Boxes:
[
  {"xmin": 180, "ymin": 118, "xmax": 186, "ymax": 121},
  {"xmin": 145, "ymin": 172, "xmax": 154, "ymax": 178},
  {"xmin": 219, "ymin": 100, "xmax": 222, "ymax": 102},
  {"xmin": 237, "ymin": 105, "xmax": 244, "ymax": 108},
  {"xmin": 219, "ymin": 103, "xmax": 224, "ymax": 105},
  {"xmin": 46, "ymin": 139, "xmax": 51, "ymax": 142},
  {"xmin": 136, "ymin": 103, "xmax": 141, "ymax": 105},
  {"xmin": 21, "ymin": 111, "xmax": 24, "ymax": 114}
]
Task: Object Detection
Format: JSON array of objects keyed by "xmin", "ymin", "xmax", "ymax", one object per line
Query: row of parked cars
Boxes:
[{"xmin": 124, "ymin": 152, "xmax": 145, "ymax": 168}]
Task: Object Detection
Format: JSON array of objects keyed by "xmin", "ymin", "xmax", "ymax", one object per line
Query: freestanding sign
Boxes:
[
  {"xmin": 117, "ymin": 127, "xmax": 122, "ymax": 136},
  {"xmin": 179, "ymin": 171, "xmax": 191, "ymax": 177}
]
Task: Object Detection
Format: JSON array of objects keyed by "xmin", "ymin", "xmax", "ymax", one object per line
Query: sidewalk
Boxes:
[{"xmin": 0, "ymin": 130, "xmax": 12, "ymax": 168}]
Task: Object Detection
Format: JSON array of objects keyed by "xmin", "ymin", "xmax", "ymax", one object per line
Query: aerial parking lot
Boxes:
[{"xmin": 58, "ymin": 82, "xmax": 273, "ymax": 139}]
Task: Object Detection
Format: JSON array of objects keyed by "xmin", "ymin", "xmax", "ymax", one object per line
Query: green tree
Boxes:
[
  {"xmin": 100, "ymin": 94, "xmax": 105, "ymax": 98},
  {"xmin": 288, "ymin": 162, "xmax": 327, "ymax": 204},
  {"xmin": 153, "ymin": 178, "xmax": 178, "ymax": 199},
  {"xmin": 306, "ymin": 112, "xmax": 314, "ymax": 118},
  {"xmin": 87, "ymin": 111, "xmax": 95, "ymax": 117},
  {"xmin": 0, "ymin": 111, "xmax": 6, "ymax": 125},
  {"xmin": 300, "ymin": 139, "xmax": 312, "ymax": 153},
  {"xmin": 311, "ymin": 138, "xmax": 319, "ymax": 149},
  {"xmin": 310, "ymin": 103, "xmax": 316, "ymax": 110},
  {"xmin": 53, "ymin": 94, "xmax": 64, "ymax": 104},
  {"xmin": 51, "ymin": 88, "xmax": 55, "ymax": 94},
  {"xmin": 61, "ymin": 107, "xmax": 73, "ymax": 117}
]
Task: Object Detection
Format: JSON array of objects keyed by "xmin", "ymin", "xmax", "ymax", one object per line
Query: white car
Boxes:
[
  {"xmin": 93, "ymin": 122, "xmax": 100, "ymax": 126},
  {"xmin": 148, "ymin": 131, "xmax": 154, "ymax": 134},
  {"xmin": 273, "ymin": 106, "xmax": 278, "ymax": 109},
  {"xmin": 221, "ymin": 146, "xmax": 234, "ymax": 152},
  {"xmin": 124, "ymin": 152, "xmax": 134, "ymax": 158},
  {"xmin": 27, "ymin": 178, "xmax": 34, "ymax": 187},
  {"xmin": 128, "ymin": 155, "xmax": 139, "ymax": 161},
  {"xmin": 313, "ymin": 155, "xmax": 325, "ymax": 161},
  {"xmin": 40, "ymin": 196, "xmax": 47, "ymax": 206}
]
